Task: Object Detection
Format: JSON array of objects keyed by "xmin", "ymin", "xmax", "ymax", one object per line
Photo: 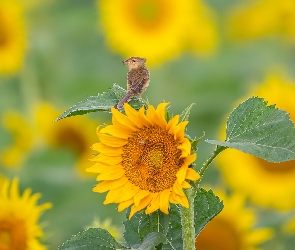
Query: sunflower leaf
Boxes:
[
  {"xmin": 162, "ymin": 205, "xmax": 183, "ymax": 250},
  {"xmin": 55, "ymin": 83, "xmax": 145, "ymax": 121},
  {"xmin": 135, "ymin": 232, "xmax": 167, "ymax": 250},
  {"xmin": 180, "ymin": 103, "xmax": 195, "ymax": 122},
  {"xmin": 194, "ymin": 188, "xmax": 224, "ymax": 238},
  {"xmin": 123, "ymin": 210, "xmax": 170, "ymax": 248},
  {"xmin": 206, "ymin": 96, "xmax": 295, "ymax": 162},
  {"xmin": 58, "ymin": 228, "xmax": 126, "ymax": 250}
]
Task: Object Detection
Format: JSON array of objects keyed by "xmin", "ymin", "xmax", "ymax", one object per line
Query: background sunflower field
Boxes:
[{"xmin": 1, "ymin": 0, "xmax": 295, "ymax": 249}]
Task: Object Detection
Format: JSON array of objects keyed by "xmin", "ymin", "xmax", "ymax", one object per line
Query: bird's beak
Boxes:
[{"xmin": 122, "ymin": 60, "xmax": 126, "ymax": 64}]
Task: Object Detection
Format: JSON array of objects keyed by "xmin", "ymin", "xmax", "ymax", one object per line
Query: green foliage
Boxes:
[
  {"xmin": 123, "ymin": 210, "xmax": 169, "ymax": 248},
  {"xmin": 194, "ymin": 188, "xmax": 224, "ymax": 237},
  {"xmin": 180, "ymin": 103, "xmax": 195, "ymax": 121},
  {"xmin": 55, "ymin": 83, "xmax": 145, "ymax": 121},
  {"xmin": 58, "ymin": 228, "xmax": 126, "ymax": 250},
  {"xmin": 206, "ymin": 97, "xmax": 295, "ymax": 162}
]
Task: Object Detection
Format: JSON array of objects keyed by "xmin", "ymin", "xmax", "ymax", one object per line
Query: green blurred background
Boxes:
[{"xmin": 1, "ymin": 0, "xmax": 295, "ymax": 249}]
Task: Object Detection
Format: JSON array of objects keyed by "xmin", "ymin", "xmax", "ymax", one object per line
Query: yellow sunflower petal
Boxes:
[
  {"xmin": 92, "ymin": 143, "xmax": 123, "ymax": 156},
  {"xmin": 97, "ymin": 166, "xmax": 125, "ymax": 181},
  {"xmin": 104, "ymin": 182, "xmax": 133, "ymax": 204},
  {"xmin": 166, "ymin": 115, "xmax": 179, "ymax": 131},
  {"xmin": 129, "ymin": 194, "xmax": 154, "ymax": 219},
  {"xmin": 178, "ymin": 138, "xmax": 191, "ymax": 158},
  {"xmin": 182, "ymin": 181, "xmax": 191, "ymax": 189},
  {"xmin": 93, "ymin": 176, "xmax": 129, "ymax": 193},
  {"xmin": 153, "ymin": 102, "xmax": 170, "ymax": 128},
  {"xmin": 123, "ymin": 103, "xmax": 146, "ymax": 128},
  {"xmin": 118, "ymin": 198, "xmax": 134, "ymax": 212},
  {"xmin": 100, "ymin": 125, "xmax": 131, "ymax": 139},
  {"xmin": 134, "ymin": 189, "xmax": 151, "ymax": 207},
  {"xmin": 185, "ymin": 168, "xmax": 200, "ymax": 181},
  {"xmin": 90, "ymin": 154, "xmax": 122, "ymax": 165},
  {"xmin": 146, "ymin": 193, "xmax": 161, "ymax": 214},
  {"xmin": 98, "ymin": 133, "xmax": 127, "ymax": 147},
  {"xmin": 115, "ymin": 185, "xmax": 140, "ymax": 203},
  {"xmin": 174, "ymin": 121, "xmax": 188, "ymax": 140},
  {"xmin": 183, "ymin": 153, "xmax": 197, "ymax": 166},
  {"xmin": 176, "ymin": 165, "xmax": 188, "ymax": 184},
  {"xmin": 159, "ymin": 189, "xmax": 171, "ymax": 214},
  {"xmin": 111, "ymin": 107, "xmax": 138, "ymax": 131}
]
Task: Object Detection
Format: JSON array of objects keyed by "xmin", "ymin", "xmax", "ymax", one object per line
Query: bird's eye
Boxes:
[{"xmin": 132, "ymin": 59, "xmax": 136, "ymax": 62}]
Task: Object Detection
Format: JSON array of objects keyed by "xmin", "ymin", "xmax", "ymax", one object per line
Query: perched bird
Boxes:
[{"xmin": 115, "ymin": 57, "xmax": 150, "ymax": 109}]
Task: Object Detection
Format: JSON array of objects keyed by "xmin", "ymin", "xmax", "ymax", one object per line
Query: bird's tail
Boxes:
[{"xmin": 114, "ymin": 92, "xmax": 132, "ymax": 109}]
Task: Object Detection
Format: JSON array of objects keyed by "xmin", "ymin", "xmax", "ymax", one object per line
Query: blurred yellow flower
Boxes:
[
  {"xmin": 98, "ymin": 0, "xmax": 217, "ymax": 66},
  {"xmin": 217, "ymin": 74, "xmax": 295, "ymax": 210},
  {"xmin": 0, "ymin": 177, "xmax": 51, "ymax": 250},
  {"xmin": 35, "ymin": 103, "xmax": 98, "ymax": 176},
  {"xmin": 196, "ymin": 190, "xmax": 273, "ymax": 250},
  {"xmin": 1, "ymin": 111, "xmax": 33, "ymax": 168},
  {"xmin": 87, "ymin": 103, "xmax": 200, "ymax": 218},
  {"xmin": 86, "ymin": 218, "xmax": 122, "ymax": 241},
  {"xmin": 0, "ymin": 0, "xmax": 26, "ymax": 74},
  {"xmin": 227, "ymin": 0, "xmax": 295, "ymax": 42}
]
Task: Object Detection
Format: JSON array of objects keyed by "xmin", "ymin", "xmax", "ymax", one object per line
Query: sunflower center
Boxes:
[
  {"xmin": 195, "ymin": 217, "xmax": 242, "ymax": 250},
  {"xmin": 130, "ymin": 0, "xmax": 167, "ymax": 29},
  {"xmin": 256, "ymin": 158, "xmax": 295, "ymax": 174},
  {"xmin": 122, "ymin": 126, "xmax": 183, "ymax": 193},
  {"xmin": 56, "ymin": 126, "xmax": 88, "ymax": 155},
  {"xmin": 0, "ymin": 15, "xmax": 8, "ymax": 47},
  {"xmin": 0, "ymin": 218, "xmax": 27, "ymax": 250}
]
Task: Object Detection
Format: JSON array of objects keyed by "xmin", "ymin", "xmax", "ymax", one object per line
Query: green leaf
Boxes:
[
  {"xmin": 58, "ymin": 228, "xmax": 126, "ymax": 250},
  {"xmin": 206, "ymin": 96, "xmax": 295, "ymax": 162},
  {"xmin": 55, "ymin": 83, "xmax": 145, "ymax": 121},
  {"xmin": 136, "ymin": 232, "xmax": 166, "ymax": 250},
  {"xmin": 162, "ymin": 205, "xmax": 183, "ymax": 250},
  {"xmin": 190, "ymin": 132, "xmax": 205, "ymax": 153},
  {"xmin": 194, "ymin": 188, "xmax": 223, "ymax": 237},
  {"xmin": 123, "ymin": 210, "xmax": 169, "ymax": 249},
  {"xmin": 180, "ymin": 103, "xmax": 195, "ymax": 122}
]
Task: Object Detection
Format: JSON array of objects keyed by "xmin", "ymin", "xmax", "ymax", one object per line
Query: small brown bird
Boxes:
[{"xmin": 115, "ymin": 57, "xmax": 150, "ymax": 109}]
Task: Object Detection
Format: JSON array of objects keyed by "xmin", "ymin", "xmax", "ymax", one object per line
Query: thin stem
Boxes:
[
  {"xmin": 198, "ymin": 145, "xmax": 226, "ymax": 179},
  {"xmin": 180, "ymin": 145, "xmax": 226, "ymax": 250},
  {"xmin": 180, "ymin": 187, "xmax": 197, "ymax": 250}
]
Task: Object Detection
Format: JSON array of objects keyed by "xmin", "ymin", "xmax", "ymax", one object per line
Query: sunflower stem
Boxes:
[
  {"xmin": 198, "ymin": 145, "xmax": 226, "ymax": 179},
  {"xmin": 180, "ymin": 187, "xmax": 197, "ymax": 250}
]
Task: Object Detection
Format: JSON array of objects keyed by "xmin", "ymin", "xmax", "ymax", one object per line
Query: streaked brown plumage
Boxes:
[{"xmin": 114, "ymin": 57, "xmax": 150, "ymax": 109}]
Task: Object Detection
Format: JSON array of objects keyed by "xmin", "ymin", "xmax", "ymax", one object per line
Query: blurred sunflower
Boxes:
[
  {"xmin": 227, "ymin": 0, "xmax": 295, "ymax": 42},
  {"xmin": 0, "ymin": 0, "xmax": 26, "ymax": 74},
  {"xmin": 98, "ymin": 0, "xmax": 217, "ymax": 66},
  {"xmin": 35, "ymin": 103, "xmax": 98, "ymax": 176},
  {"xmin": 1, "ymin": 111, "xmax": 33, "ymax": 168},
  {"xmin": 86, "ymin": 217, "xmax": 122, "ymax": 241},
  {"xmin": 87, "ymin": 103, "xmax": 200, "ymax": 218},
  {"xmin": 217, "ymin": 74, "xmax": 295, "ymax": 210},
  {"xmin": 196, "ymin": 190, "xmax": 273, "ymax": 250},
  {"xmin": 0, "ymin": 177, "xmax": 51, "ymax": 250}
]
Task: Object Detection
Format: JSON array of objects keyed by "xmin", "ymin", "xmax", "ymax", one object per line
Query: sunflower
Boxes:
[
  {"xmin": 35, "ymin": 103, "xmax": 98, "ymax": 176},
  {"xmin": 217, "ymin": 74, "xmax": 295, "ymax": 210},
  {"xmin": 195, "ymin": 190, "xmax": 273, "ymax": 250},
  {"xmin": 227, "ymin": 0, "xmax": 295, "ymax": 42},
  {"xmin": 1, "ymin": 111, "xmax": 33, "ymax": 167},
  {"xmin": 0, "ymin": 0, "xmax": 26, "ymax": 74},
  {"xmin": 196, "ymin": 190, "xmax": 273, "ymax": 250},
  {"xmin": 98, "ymin": 0, "xmax": 217, "ymax": 66},
  {"xmin": 87, "ymin": 102, "xmax": 200, "ymax": 218},
  {"xmin": 0, "ymin": 178, "xmax": 51, "ymax": 250}
]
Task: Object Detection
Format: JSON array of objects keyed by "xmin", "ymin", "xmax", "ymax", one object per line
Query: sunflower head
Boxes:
[{"xmin": 87, "ymin": 102, "xmax": 200, "ymax": 218}]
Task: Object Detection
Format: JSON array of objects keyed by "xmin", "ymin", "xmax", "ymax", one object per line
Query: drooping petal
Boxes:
[
  {"xmin": 129, "ymin": 194, "xmax": 153, "ymax": 219},
  {"xmin": 159, "ymin": 189, "xmax": 171, "ymax": 214},
  {"xmin": 185, "ymin": 168, "xmax": 200, "ymax": 181}
]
